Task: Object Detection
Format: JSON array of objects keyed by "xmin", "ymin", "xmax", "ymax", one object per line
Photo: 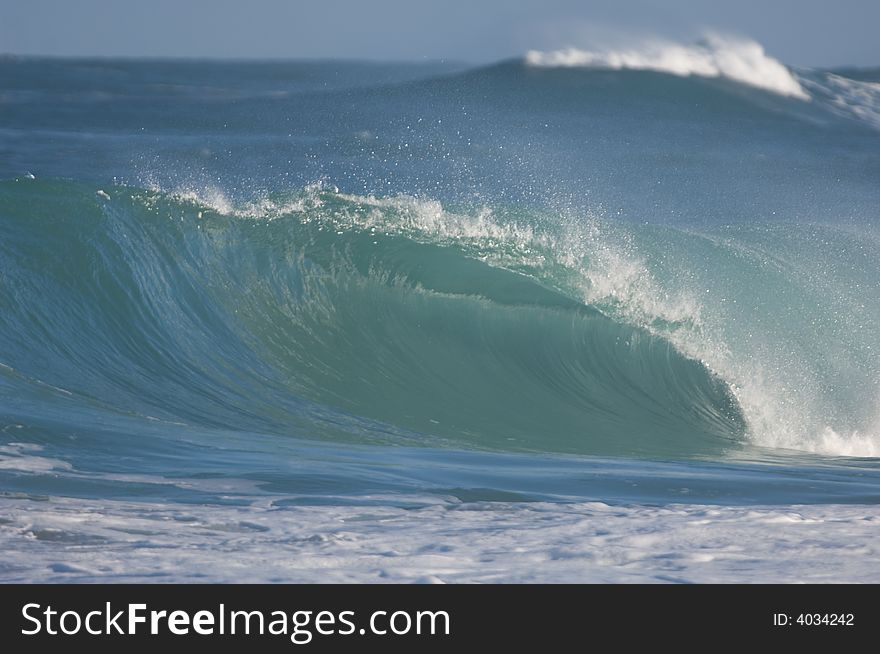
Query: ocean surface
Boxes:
[{"xmin": 1, "ymin": 36, "xmax": 879, "ymax": 582}]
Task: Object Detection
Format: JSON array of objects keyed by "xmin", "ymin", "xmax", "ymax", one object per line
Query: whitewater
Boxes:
[{"xmin": 1, "ymin": 36, "xmax": 879, "ymax": 582}]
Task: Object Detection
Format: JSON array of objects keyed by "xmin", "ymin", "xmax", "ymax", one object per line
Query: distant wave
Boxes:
[
  {"xmin": 801, "ymin": 71, "xmax": 880, "ymax": 130},
  {"xmin": 525, "ymin": 34, "xmax": 809, "ymax": 100}
]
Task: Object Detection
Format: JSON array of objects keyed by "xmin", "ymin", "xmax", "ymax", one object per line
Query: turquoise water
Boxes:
[{"xmin": 1, "ymin": 40, "xmax": 879, "ymax": 581}]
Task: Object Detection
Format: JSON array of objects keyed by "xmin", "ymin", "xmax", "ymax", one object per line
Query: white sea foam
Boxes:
[
  {"xmin": 332, "ymin": 192, "xmax": 546, "ymax": 258},
  {"xmin": 0, "ymin": 494, "xmax": 877, "ymax": 583},
  {"xmin": 141, "ymin": 182, "xmax": 315, "ymax": 219},
  {"xmin": 0, "ymin": 443, "xmax": 73, "ymax": 473},
  {"xmin": 151, "ymin": 183, "xmax": 549, "ymax": 266},
  {"xmin": 526, "ymin": 34, "xmax": 809, "ymax": 100},
  {"xmin": 802, "ymin": 72, "xmax": 880, "ymax": 131}
]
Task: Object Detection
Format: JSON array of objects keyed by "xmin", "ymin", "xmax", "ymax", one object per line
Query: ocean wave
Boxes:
[
  {"xmin": 525, "ymin": 34, "xmax": 809, "ymax": 100},
  {"xmin": 801, "ymin": 71, "xmax": 880, "ymax": 130},
  {"xmin": 2, "ymin": 179, "xmax": 879, "ymax": 458}
]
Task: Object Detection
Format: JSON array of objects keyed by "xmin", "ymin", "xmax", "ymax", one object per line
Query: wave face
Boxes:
[
  {"xmin": 1, "ymin": 44, "xmax": 879, "ymax": 464},
  {"xmin": 0, "ymin": 180, "xmax": 746, "ymax": 458}
]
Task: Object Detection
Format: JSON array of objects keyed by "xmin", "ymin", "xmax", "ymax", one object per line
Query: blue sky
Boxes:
[{"xmin": 1, "ymin": 0, "xmax": 877, "ymax": 67}]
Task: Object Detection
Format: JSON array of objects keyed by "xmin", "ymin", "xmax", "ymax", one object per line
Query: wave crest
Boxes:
[{"xmin": 525, "ymin": 34, "xmax": 809, "ymax": 100}]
